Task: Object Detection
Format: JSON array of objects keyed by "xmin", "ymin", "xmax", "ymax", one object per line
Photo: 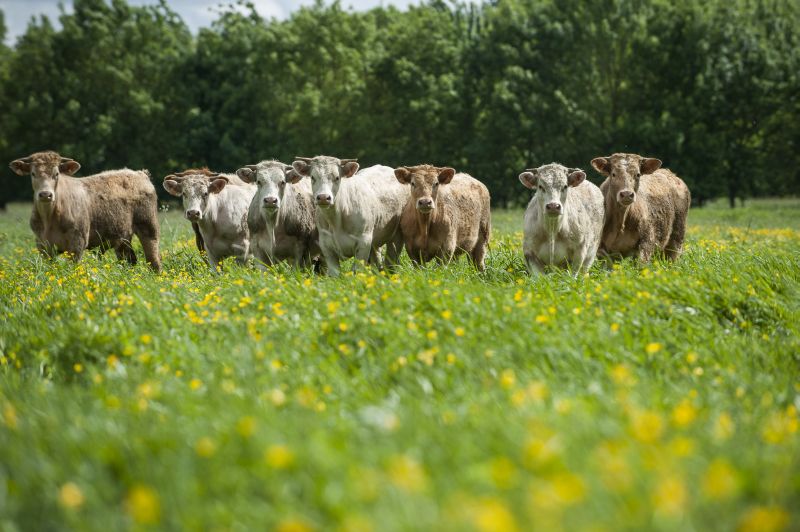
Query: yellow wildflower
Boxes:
[
  {"xmin": 265, "ymin": 444, "xmax": 295, "ymax": 469},
  {"xmin": 738, "ymin": 506, "xmax": 789, "ymax": 532},
  {"xmin": 387, "ymin": 454, "xmax": 427, "ymax": 493},
  {"xmin": 125, "ymin": 485, "xmax": 161, "ymax": 525},
  {"xmin": 702, "ymin": 459, "xmax": 740, "ymax": 500},
  {"xmin": 58, "ymin": 482, "xmax": 85, "ymax": 509}
]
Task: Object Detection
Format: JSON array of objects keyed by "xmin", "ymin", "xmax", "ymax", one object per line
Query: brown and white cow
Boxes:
[
  {"xmin": 591, "ymin": 153, "xmax": 690, "ymax": 262},
  {"xmin": 9, "ymin": 151, "xmax": 161, "ymax": 271},
  {"xmin": 394, "ymin": 165, "xmax": 491, "ymax": 270}
]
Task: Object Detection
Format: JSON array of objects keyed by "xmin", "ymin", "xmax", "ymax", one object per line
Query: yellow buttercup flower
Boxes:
[{"xmin": 125, "ymin": 485, "xmax": 161, "ymax": 525}]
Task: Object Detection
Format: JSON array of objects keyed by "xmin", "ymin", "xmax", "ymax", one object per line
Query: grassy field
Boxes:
[{"xmin": 0, "ymin": 199, "xmax": 798, "ymax": 531}]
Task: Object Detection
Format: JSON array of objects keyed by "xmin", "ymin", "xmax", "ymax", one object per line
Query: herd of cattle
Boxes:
[{"xmin": 8, "ymin": 151, "xmax": 690, "ymax": 276}]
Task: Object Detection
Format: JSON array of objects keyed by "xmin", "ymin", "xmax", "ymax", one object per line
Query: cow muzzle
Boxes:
[
  {"xmin": 186, "ymin": 209, "xmax": 202, "ymax": 221},
  {"xmin": 617, "ymin": 190, "xmax": 635, "ymax": 206},
  {"xmin": 316, "ymin": 193, "xmax": 333, "ymax": 207},
  {"xmin": 262, "ymin": 196, "xmax": 279, "ymax": 209},
  {"xmin": 545, "ymin": 202, "xmax": 562, "ymax": 216},
  {"xmin": 37, "ymin": 191, "xmax": 54, "ymax": 202},
  {"xmin": 416, "ymin": 198, "xmax": 434, "ymax": 213}
]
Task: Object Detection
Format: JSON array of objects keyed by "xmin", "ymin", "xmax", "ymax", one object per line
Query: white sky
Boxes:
[{"xmin": 1, "ymin": 0, "xmax": 420, "ymax": 45}]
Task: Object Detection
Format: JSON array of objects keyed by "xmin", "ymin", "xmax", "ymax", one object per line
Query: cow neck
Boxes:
[
  {"xmin": 542, "ymin": 206, "xmax": 565, "ymax": 266},
  {"xmin": 35, "ymin": 181, "xmax": 65, "ymax": 231},
  {"xmin": 415, "ymin": 205, "xmax": 440, "ymax": 249},
  {"xmin": 200, "ymin": 193, "xmax": 221, "ymax": 233},
  {"xmin": 262, "ymin": 208, "xmax": 279, "ymax": 253},
  {"xmin": 606, "ymin": 195, "xmax": 640, "ymax": 234}
]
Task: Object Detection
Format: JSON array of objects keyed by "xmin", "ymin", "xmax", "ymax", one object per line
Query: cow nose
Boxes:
[
  {"xmin": 186, "ymin": 209, "xmax": 200, "ymax": 219},
  {"xmin": 38, "ymin": 191, "xmax": 54, "ymax": 201},
  {"xmin": 545, "ymin": 202, "xmax": 562, "ymax": 213},
  {"xmin": 263, "ymin": 196, "xmax": 278, "ymax": 206},
  {"xmin": 417, "ymin": 198, "xmax": 433, "ymax": 209},
  {"xmin": 316, "ymin": 194, "xmax": 332, "ymax": 205},
  {"xmin": 618, "ymin": 190, "xmax": 635, "ymax": 204}
]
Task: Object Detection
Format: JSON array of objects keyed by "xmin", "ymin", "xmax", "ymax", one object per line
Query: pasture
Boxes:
[{"xmin": 0, "ymin": 199, "xmax": 798, "ymax": 530}]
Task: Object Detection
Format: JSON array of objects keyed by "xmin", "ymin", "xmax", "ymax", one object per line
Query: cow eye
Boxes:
[
  {"xmin": 562, "ymin": 185, "xmax": 568, "ymax": 191},
  {"xmin": 433, "ymin": 182, "xmax": 439, "ymax": 188},
  {"xmin": 202, "ymin": 192, "xmax": 209, "ymax": 198}
]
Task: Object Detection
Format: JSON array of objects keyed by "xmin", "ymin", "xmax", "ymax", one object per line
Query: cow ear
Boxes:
[
  {"xmin": 163, "ymin": 179, "xmax": 183, "ymax": 196},
  {"xmin": 394, "ymin": 167, "xmax": 411, "ymax": 184},
  {"xmin": 9, "ymin": 159, "xmax": 32, "ymax": 176},
  {"xmin": 590, "ymin": 157, "xmax": 611, "ymax": 176},
  {"xmin": 208, "ymin": 178, "xmax": 228, "ymax": 194},
  {"xmin": 236, "ymin": 167, "xmax": 255, "ymax": 182},
  {"xmin": 59, "ymin": 159, "xmax": 81, "ymax": 175},
  {"xmin": 341, "ymin": 161, "xmax": 359, "ymax": 178},
  {"xmin": 292, "ymin": 160, "xmax": 310, "ymax": 176},
  {"xmin": 437, "ymin": 167, "xmax": 456, "ymax": 184},
  {"xmin": 567, "ymin": 169, "xmax": 586, "ymax": 187},
  {"xmin": 519, "ymin": 171, "xmax": 538, "ymax": 189},
  {"xmin": 286, "ymin": 168, "xmax": 303, "ymax": 184},
  {"xmin": 640, "ymin": 158, "xmax": 662, "ymax": 175}
]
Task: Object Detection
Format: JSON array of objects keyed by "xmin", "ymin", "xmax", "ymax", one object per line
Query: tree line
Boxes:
[{"xmin": 0, "ymin": 0, "xmax": 797, "ymax": 208}]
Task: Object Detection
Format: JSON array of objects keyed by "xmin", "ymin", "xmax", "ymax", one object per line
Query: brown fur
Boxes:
[
  {"xmin": 593, "ymin": 153, "xmax": 690, "ymax": 262},
  {"xmin": 396, "ymin": 165, "xmax": 491, "ymax": 270},
  {"xmin": 10, "ymin": 151, "xmax": 161, "ymax": 271}
]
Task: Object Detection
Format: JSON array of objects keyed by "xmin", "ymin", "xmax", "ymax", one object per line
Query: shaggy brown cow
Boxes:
[
  {"xmin": 591, "ymin": 153, "xmax": 690, "ymax": 262},
  {"xmin": 394, "ymin": 165, "xmax": 491, "ymax": 270},
  {"xmin": 9, "ymin": 151, "xmax": 162, "ymax": 271}
]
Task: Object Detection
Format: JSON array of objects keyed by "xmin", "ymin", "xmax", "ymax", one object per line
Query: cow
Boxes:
[
  {"xmin": 518, "ymin": 163, "xmax": 604, "ymax": 275},
  {"xmin": 235, "ymin": 160, "xmax": 318, "ymax": 268},
  {"xmin": 394, "ymin": 165, "xmax": 491, "ymax": 271},
  {"xmin": 291, "ymin": 156, "xmax": 408, "ymax": 276},
  {"xmin": 590, "ymin": 153, "xmax": 690, "ymax": 262},
  {"xmin": 162, "ymin": 170, "xmax": 255, "ymax": 271},
  {"xmin": 9, "ymin": 151, "xmax": 161, "ymax": 272}
]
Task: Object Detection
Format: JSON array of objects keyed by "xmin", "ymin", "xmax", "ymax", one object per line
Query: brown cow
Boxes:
[
  {"xmin": 591, "ymin": 153, "xmax": 690, "ymax": 262},
  {"xmin": 394, "ymin": 165, "xmax": 491, "ymax": 270},
  {"xmin": 9, "ymin": 151, "xmax": 162, "ymax": 272}
]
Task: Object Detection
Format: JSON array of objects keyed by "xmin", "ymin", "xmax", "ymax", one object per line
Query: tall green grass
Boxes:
[{"xmin": 0, "ymin": 200, "xmax": 798, "ymax": 531}]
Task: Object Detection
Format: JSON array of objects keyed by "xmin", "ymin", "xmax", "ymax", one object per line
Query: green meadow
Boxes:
[{"xmin": 0, "ymin": 200, "xmax": 798, "ymax": 531}]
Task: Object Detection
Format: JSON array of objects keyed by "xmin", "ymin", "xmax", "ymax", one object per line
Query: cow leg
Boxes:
[
  {"xmin": 384, "ymin": 233, "xmax": 404, "ymax": 272},
  {"xmin": 134, "ymin": 219, "xmax": 162, "ymax": 272},
  {"xmin": 665, "ymin": 216, "xmax": 687, "ymax": 261},
  {"xmin": 115, "ymin": 240, "xmax": 138, "ymax": 266},
  {"xmin": 637, "ymin": 231, "xmax": 656, "ymax": 263},
  {"xmin": 354, "ymin": 236, "xmax": 373, "ymax": 273},
  {"xmin": 322, "ymin": 248, "xmax": 341, "ymax": 277},
  {"xmin": 37, "ymin": 239, "xmax": 56, "ymax": 259},
  {"xmin": 471, "ymin": 241, "xmax": 487, "ymax": 272},
  {"xmin": 525, "ymin": 252, "xmax": 546, "ymax": 276},
  {"xmin": 207, "ymin": 252, "xmax": 222, "ymax": 273}
]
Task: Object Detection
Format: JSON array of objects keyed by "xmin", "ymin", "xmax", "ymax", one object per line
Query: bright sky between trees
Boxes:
[{"xmin": 1, "ymin": 0, "xmax": 420, "ymax": 44}]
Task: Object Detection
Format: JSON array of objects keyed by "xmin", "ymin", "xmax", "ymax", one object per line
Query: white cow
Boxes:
[
  {"xmin": 163, "ymin": 172, "xmax": 255, "ymax": 271},
  {"xmin": 291, "ymin": 156, "xmax": 408, "ymax": 276},
  {"xmin": 236, "ymin": 160, "xmax": 318, "ymax": 268},
  {"xmin": 519, "ymin": 163, "xmax": 604, "ymax": 275}
]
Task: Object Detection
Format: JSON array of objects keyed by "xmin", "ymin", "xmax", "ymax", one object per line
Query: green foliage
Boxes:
[
  {"xmin": 0, "ymin": 202, "xmax": 799, "ymax": 528},
  {"xmin": 0, "ymin": 0, "xmax": 798, "ymax": 207}
]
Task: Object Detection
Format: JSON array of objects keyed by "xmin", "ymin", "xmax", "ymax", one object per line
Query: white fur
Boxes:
[
  {"xmin": 314, "ymin": 164, "xmax": 408, "ymax": 276},
  {"xmin": 522, "ymin": 163, "xmax": 604, "ymax": 276}
]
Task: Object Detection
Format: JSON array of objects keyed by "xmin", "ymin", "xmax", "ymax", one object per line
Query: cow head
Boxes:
[
  {"xmin": 394, "ymin": 165, "xmax": 455, "ymax": 214},
  {"xmin": 291, "ymin": 156, "xmax": 358, "ymax": 208},
  {"xmin": 237, "ymin": 161, "xmax": 300, "ymax": 213},
  {"xmin": 10, "ymin": 151, "xmax": 81, "ymax": 204},
  {"xmin": 519, "ymin": 163, "xmax": 586, "ymax": 218},
  {"xmin": 591, "ymin": 153, "xmax": 661, "ymax": 207},
  {"xmin": 163, "ymin": 172, "xmax": 228, "ymax": 221}
]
